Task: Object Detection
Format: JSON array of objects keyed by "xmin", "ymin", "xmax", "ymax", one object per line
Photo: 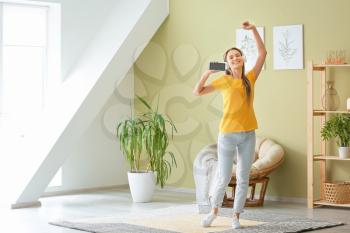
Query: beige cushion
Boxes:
[{"xmin": 255, "ymin": 136, "xmax": 266, "ymax": 154}]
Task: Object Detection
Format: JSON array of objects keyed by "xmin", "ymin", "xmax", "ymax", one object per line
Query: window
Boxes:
[
  {"xmin": 0, "ymin": 1, "xmax": 61, "ymax": 187},
  {"xmin": 1, "ymin": 3, "xmax": 48, "ymax": 135}
]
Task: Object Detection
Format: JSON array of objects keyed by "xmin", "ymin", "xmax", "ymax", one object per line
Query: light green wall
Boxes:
[{"xmin": 134, "ymin": 0, "xmax": 350, "ymax": 199}]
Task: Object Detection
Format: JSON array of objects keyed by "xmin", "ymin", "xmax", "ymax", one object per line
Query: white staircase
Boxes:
[{"xmin": 11, "ymin": 0, "xmax": 169, "ymax": 208}]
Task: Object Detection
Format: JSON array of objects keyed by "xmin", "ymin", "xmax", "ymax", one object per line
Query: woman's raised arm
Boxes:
[
  {"xmin": 242, "ymin": 21, "xmax": 267, "ymax": 79},
  {"xmin": 193, "ymin": 70, "xmax": 217, "ymax": 96}
]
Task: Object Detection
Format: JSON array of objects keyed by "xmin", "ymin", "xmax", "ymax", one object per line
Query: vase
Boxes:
[
  {"xmin": 339, "ymin": 147, "xmax": 350, "ymax": 159},
  {"xmin": 127, "ymin": 171, "xmax": 156, "ymax": 202},
  {"xmin": 322, "ymin": 81, "xmax": 340, "ymax": 111}
]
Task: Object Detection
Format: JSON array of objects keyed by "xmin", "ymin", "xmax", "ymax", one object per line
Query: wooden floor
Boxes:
[{"xmin": 1, "ymin": 187, "xmax": 349, "ymax": 232}]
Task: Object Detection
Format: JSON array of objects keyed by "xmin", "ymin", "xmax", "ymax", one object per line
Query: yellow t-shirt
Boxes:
[{"xmin": 210, "ymin": 70, "xmax": 257, "ymax": 133}]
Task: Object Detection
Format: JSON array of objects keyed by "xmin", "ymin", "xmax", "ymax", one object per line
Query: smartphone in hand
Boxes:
[{"xmin": 209, "ymin": 62, "xmax": 227, "ymax": 71}]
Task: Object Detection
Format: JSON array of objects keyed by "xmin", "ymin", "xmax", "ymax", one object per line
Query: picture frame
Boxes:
[{"xmin": 273, "ymin": 24, "xmax": 303, "ymax": 70}]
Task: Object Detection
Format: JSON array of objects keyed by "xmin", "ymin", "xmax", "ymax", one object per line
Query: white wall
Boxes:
[
  {"xmin": 6, "ymin": 0, "xmax": 168, "ymax": 205},
  {"xmin": 43, "ymin": 0, "xmax": 132, "ymax": 192},
  {"xmin": 24, "ymin": 0, "xmax": 131, "ymax": 193},
  {"xmin": 30, "ymin": 0, "xmax": 118, "ymax": 80},
  {"xmin": 51, "ymin": 71, "xmax": 134, "ymax": 192},
  {"xmin": 0, "ymin": 0, "xmax": 169, "ymax": 208}
]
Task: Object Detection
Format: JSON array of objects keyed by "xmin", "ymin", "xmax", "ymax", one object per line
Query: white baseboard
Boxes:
[
  {"xmin": 157, "ymin": 186, "xmax": 196, "ymax": 194},
  {"xmin": 264, "ymin": 195, "xmax": 307, "ymax": 204},
  {"xmin": 41, "ymin": 184, "xmax": 129, "ymax": 198},
  {"xmin": 42, "ymin": 184, "xmax": 306, "ymax": 205},
  {"xmin": 158, "ymin": 186, "xmax": 306, "ymax": 204},
  {"xmin": 11, "ymin": 201, "xmax": 41, "ymax": 209}
]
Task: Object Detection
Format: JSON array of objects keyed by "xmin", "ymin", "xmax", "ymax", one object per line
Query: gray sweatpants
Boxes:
[{"xmin": 211, "ymin": 130, "xmax": 256, "ymax": 214}]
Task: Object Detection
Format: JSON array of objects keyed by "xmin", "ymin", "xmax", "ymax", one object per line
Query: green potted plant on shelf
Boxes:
[
  {"xmin": 321, "ymin": 113, "xmax": 350, "ymax": 159},
  {"xmin": 116, "ymin": 96, "xmax": 177, "ymax": 202}
]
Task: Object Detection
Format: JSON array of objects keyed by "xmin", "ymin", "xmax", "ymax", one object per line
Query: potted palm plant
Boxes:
[
  {"xmin": 321, "ymin": 113, "xmax": 350, "ymax": 159},
  {"xmin": 116, "ymin": 112, "xmax": 152, "ymax": 202},
  {"xmin": 138, "ymin": 96, "xmax": 177, "ymax": 188},
  {"xmin": 116, "ymin": 96, "xmax": 177, "ymax": 202}
]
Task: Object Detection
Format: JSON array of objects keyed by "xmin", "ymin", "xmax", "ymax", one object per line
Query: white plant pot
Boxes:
[
  {"xmin": 338, "ymin": 147, "xmax": 350, "ymax": 159},
  {"xmin": 127, "ymin": 171, "xmax": 156, "ymax": 203}
]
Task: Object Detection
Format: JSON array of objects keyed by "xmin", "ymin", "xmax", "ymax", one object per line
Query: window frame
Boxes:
[
  {"xmin": 0, "ymin": 0, "xmax": 61, "ymax": 187},
  {"xmin": 0, "ymin": 0, "xmax": 61, "ymax": 114}
]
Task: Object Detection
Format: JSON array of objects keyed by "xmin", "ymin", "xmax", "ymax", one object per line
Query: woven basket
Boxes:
[{"xmin": 324, "ymin": 181, "xmax": 350, "ymax": 204}]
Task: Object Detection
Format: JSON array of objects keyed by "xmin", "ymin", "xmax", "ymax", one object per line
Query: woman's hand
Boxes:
[
  {"xmin": 207, "ymin": 70, "xmax": 219, "ymax": 75},
  {"xmin": 242, "ymin": 21, "xmax": 256, "ymax": 30}
]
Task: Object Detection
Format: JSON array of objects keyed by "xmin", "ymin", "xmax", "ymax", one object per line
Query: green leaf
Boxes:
[
  {"xmin": 321, "ymin": 114, "xmax": 350, "ymax": 147},
  {"xmin": 116, "ymin": 95, "xmax": 178, "ymax": 187},
  {"xmin": 137, "ymin": 95, "xmax": 152, "ymax": 110}
]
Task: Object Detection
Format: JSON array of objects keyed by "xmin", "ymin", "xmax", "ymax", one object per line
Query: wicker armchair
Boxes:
[{"xmin": 193, "ymin": 136, "xmax": 284, "ymax": 207}]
